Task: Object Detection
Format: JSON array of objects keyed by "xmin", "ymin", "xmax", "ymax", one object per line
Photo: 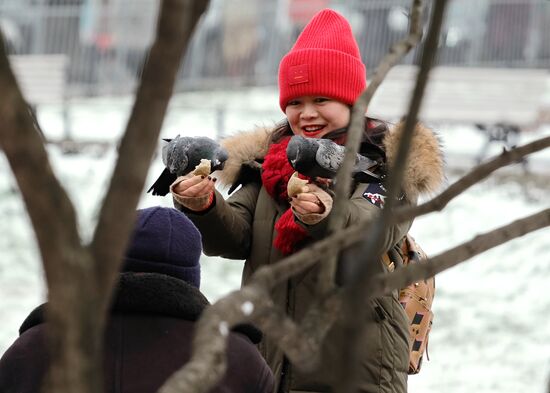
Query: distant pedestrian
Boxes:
[{"xmin": 0, "ymin": 206, "xmax": 274, "ymax": 393}]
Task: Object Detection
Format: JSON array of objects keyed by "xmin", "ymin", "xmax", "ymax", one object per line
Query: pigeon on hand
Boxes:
[
  {"xmin": 286, "ymin": 135, "xmax": 380, "ymax": 180},
  {"xmin": 147, "ymin": 135, "xmax": 228, "ymax": 196}
]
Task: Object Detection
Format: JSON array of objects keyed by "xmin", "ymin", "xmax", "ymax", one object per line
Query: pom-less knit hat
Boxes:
[
  {"xmin": 278, "ymin": 8, "xmax": 367, "ymax": 111},
  {"xmin": 123, "ymin": 207, "xmax": 202, "ymax": 288}
]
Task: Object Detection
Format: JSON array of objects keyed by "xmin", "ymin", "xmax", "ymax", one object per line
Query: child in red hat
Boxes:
[{"xmin": 171, "ymin": 9, "xmax": 443, "ymax": 393}]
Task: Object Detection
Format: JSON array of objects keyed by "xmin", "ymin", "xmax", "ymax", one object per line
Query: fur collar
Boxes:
[
  {"xmin": 215, "ymin": 122, "xmax": 444, "ymax": 200},
  {"xmin": 19, "ymin": 273, "xmax": 262, "ymax": 343}
]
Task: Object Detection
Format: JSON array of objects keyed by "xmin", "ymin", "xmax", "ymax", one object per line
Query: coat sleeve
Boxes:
[
  {"xmin": 174, "ymin": 182, "xmax": 261, "ymax": 260},
  {"xmin": 297, "ymin": 182, "xmax": 413, "ymax": 255}
]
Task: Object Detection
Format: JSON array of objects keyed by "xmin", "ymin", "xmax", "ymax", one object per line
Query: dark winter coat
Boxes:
[
  {"xmin": 0, "ymin": 273, "xmax": 275, "ymax": 393},
  {"xmin": 175, "ymin": 122, "xmax": 444, "ymax": 393}
]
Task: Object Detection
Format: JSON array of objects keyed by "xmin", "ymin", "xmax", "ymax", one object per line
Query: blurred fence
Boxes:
[{"xmin": 1, "ymin": 0, "xmax": 550, "ymax": 99}]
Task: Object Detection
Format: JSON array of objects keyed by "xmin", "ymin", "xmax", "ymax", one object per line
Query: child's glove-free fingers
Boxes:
[
  {"xmin": 290, "ymin": 183, "xmax": 333, "ymax": 225},
  {"xmin": 171, "ymin": 174, "xmax": 211, "ymax": 196},
  {"xmin": 291, "ymin": 191, "xmax": 324, "ymax": 215},
  {"xmin": 170, "ymin": 174, "xmax": 216, "ymax": 212}
]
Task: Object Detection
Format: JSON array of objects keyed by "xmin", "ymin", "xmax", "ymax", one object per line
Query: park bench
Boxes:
[
  {"xmin": 8, "ymin": 54, "xmax": 109, "ymax": 154},
  {"xmin": 9, "ymin": 54, "xmax": 70, "ymax": 140},
  {"xmin": 368, "ymin": 65, "xmax": 549, "ymax": 162},
  {"xmin": 9, "ymin": 54, "xmax": 68, "ymax": 109},
  {"xmin": 369, "ymin": 65, "xmax": 548, "ymax": 127}
]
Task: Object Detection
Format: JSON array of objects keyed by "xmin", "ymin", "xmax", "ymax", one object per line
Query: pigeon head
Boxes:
[{"xmin": 287, "ymin": 135, "xmax": 318, "ymax": 171}]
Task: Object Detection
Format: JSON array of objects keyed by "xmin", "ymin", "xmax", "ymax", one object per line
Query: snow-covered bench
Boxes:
[
  {"xmin": 9, "ymin": 54, "xmax": 68, "ymax": 108},
  {"xmin": 9, "ymin": 55, "xmax": 70, "ymax": 138},
  {"xmin": 8, "ymin": 54, "xmax": 82, "ymax": 151},
  {"xmin": 369, "ymin": 65, "xmax": 549, "ymax": 164},
  {"xmin": 369, "ymin": 65, "xmax": 548, "ymax": 129}
]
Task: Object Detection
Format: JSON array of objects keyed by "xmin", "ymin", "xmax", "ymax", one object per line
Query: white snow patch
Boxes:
[
  {"xmin": 218, "ymin": 321, "xmax": 229, "ymax": 337},
  {"xmin": 241, "ymin": 301, "xmax": 254, "ymax": 316}
]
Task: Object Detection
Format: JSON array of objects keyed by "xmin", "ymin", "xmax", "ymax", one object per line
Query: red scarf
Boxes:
[{"xmin": 261, "ymin": 137, "xmax": 310, "ymax": 255}]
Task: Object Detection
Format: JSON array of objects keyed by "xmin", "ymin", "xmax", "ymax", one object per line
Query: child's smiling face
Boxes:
[{"xmin": 285, "ymin": 96, "xmax": 350, "ymax": 139}]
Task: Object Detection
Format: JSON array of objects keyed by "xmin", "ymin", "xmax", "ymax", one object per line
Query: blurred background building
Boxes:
[{"xmin": 0, "ymin": 0, "xmax": 549, "ymax": 98}]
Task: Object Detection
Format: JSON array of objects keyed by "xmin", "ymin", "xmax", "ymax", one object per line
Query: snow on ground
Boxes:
[{"xmin": 1, "ymin": 87, "xmax": 550, "ymax": 393}]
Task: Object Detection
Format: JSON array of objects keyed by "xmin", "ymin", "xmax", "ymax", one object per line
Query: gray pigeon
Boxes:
[
  {"xmin": 148, "ymin": 135, "xmax": 228, "ymax": 196},
  {"xmin": 286, "ymin": 135, "xmax": 380, "ymax": 180}
]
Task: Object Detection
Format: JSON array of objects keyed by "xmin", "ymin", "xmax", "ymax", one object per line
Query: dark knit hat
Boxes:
[
  {"xmin": 278, "ymin": 9, "xmax": 367, "ymax": 111},
  {"xmin": 123, "ymin": 207, "xmax": 202, "ymax": 288}
]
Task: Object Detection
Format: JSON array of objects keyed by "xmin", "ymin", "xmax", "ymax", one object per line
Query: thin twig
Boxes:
[
  {"xmin": 0, "ymin": 24, "xmax": 82, "ymax": 295},
  {"xmin": 255, "ymin": 135, "xmax": 550, "ymax": 292},
  {"xmin": 336, "ymin": 1, "xmax": 449, "ymax": 391},
  {"xmin": 164, "ymin": 206, "xmax": 550, "ymax": 392},
  {"xmin": 374, "ymin": 208, "xmax": 550, "ymax": 297},
  {"xmin": 159, "ymin": 278, "xmax": 344, "ymax": 392},
  {"xmin": 0, "ymin": 25, "xmax": 101, "ymax": 393},
  {"xmin": 318, "ymin": 0, "xmax": 426, "ymax": 294},
  {"xmin": 394, "ymin": 135, "xmax": 550, "ymax": 223},
  {"xmin": 91, "ymin": 0, "xmax": 209, "ymax": 313},
  {"xmin": 0, "ymin": 2, "xmax": 209, "ymax": 393}
]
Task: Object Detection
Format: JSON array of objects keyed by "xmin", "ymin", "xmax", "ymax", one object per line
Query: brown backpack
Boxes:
[{"xmin": 384, "ymin": 235, "xmax": 435, "ymax": 375}]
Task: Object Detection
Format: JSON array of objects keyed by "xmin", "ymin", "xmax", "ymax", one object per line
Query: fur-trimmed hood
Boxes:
[{"xmin": 215, "ymin": 122, "xmax": 444, "ymax": 200}]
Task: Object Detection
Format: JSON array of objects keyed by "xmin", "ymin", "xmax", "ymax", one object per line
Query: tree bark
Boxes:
[
  {"xmin": 393, "ymin": 135, "xmax": 550, "ymax": 224},
  {"xmin": 0, "ymin": 1, "xmax": 209, "ymax": 392},
  {"xmin": 91, "ymin": 0, "xmax": 210, "ymax": 318},
  {"xmin": 162, "ymin": 205, "xmax": 549, "ymax": 392},
  {"xmin": 374, "ymin": 208, "xmax": 550, "ymax": 296},
  {"xmin": 2, "ymin": 0, "xmax": 549, "ymax": 392},
  {"xmin": 319, "ymin": 0, "xmax": 427, "ymax": 294}
]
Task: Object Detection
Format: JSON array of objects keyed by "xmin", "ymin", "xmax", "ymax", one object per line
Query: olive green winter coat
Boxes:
[{"xmin": 174, "ymin": 122, "xmax": 444, "ymax": 393}]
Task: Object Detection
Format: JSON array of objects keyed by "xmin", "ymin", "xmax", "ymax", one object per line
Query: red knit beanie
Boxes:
[{"xmin": 278, "ymin": 9, "xmax": 367, "ymax": 111}]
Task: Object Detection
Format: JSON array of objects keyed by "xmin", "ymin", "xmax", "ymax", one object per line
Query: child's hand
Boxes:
[
  {"xmin": 172, "ymin": 175, "xmax": 216, "ymax": 197},
  {"xmin": 290, "ymin": 188, "xmax": 325, "ymax": 215},
  {"xmin": 289, "ymin": 183, "xmax": 333, "ymax": 224},
  {"xmin": 170, "ymin": 175, "xmax": 216, "ymax": 212}
]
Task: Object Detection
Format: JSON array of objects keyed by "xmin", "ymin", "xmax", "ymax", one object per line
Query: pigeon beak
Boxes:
[{"xmin": 162, "ymin": 138, "xmax": 172, "ymax": 143}]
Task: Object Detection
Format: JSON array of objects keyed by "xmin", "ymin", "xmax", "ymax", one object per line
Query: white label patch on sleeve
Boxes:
[{"xmin": 362, "ymin": 183, "xmax": 387, "ymax": 208}]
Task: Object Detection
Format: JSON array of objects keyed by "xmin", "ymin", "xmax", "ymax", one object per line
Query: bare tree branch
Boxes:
[
  {"xmin": 5, "ymin": 0, "xmax": 545, "ymax": 391},
  {"xmin": 374, "ymin": 208, "xmax": 550, "ymax": 297},
  {"xmin": 159, "ymin": 285, "xmax": 269, "ymax": 393},
  {"xmin": 158, "ymin": 136, "xmax": 549, "ymax": 392},
  {"xmin": 0, "ymin": 26, "xmax": 104, "ymax": 393},
  {"xmin": 318, "ymin": 0, "xmax": 427, "ymax": 294},
  {"xmin": 159, "ymin": 280, "xmax": 344, "ymax": 392},
  {"xmin": 394, "ymin": 135, "xmax": 550, "ymax": 223},
  {"xmin": 162, "ymin": 203, "xmax": 549, "ymax": 392},
  {"xmin": 255, "ymin": 137, "xmax": 550, "ymax": 293},
  {"xmin": 91, "ymin": 0, "xmax": 210, "ymax": 310},
  {"xmin": 350, "ymin": 0, "xmax": 449, "ymax": 295},
  {"xmin": 1, "ymin": 1, "xmax": 209, "ymax": 392},
  {"xmin": 158, "ymin": 219, "xmax": 349, "ymax": 392},
  {"xmin": 335, "ymin": 1, "xmax": 450, "ymax": 391},
  {"xmin": 0, "ymin": 27, "xmax": 82, "ymax": 300},
  {"xmin": 161, "ymin": 279, "xmax": 334, "ymax": 392}
]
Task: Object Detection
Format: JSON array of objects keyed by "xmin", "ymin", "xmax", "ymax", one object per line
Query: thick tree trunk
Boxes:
[{"xmin": 0, "ymin": 1, "xmax": 209, "ymax": 392}]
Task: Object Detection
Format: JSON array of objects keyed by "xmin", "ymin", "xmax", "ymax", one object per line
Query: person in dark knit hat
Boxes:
[
  {"xmin": 170, "ymin": 9, "xmax": 444, "ymax": 393},
  {"xmin": 0, "ymin": 206, "xmax": 274, "ymax": 393}
]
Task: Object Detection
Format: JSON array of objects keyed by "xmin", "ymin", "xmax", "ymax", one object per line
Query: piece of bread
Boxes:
[
  {"xmin": 192, "ymin": 159, "xmax": 212, "ymax": 177},
  {"xmin": 287, "ymin": 172, "xmax": 309, "ymax": 197}
]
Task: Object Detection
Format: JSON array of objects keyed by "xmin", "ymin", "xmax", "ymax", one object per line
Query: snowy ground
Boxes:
[{"xmin": 1, "ymin": 87, "xmax": 550, "ymax": 393}]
